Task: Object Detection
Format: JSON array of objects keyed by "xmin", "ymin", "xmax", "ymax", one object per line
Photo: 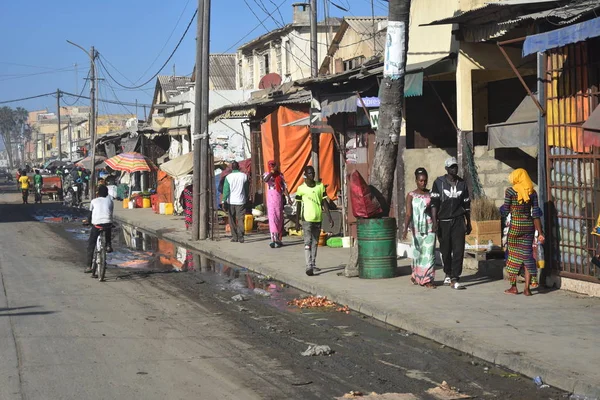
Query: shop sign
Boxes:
[{"xmin": 369, "ymin": 110, "xmax": 380, "ymax": 130}]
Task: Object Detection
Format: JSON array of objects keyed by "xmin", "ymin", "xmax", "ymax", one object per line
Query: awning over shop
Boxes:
[
  {"xmin": 583, "ymin": 104, "xmax": 600, "ymax": 147},
  {"xmin": 523, "ymin": 16, "xmax": 600, "ymax": 56},
  {"xmin": 159, "ymin": 152, "xmax": 193, "ymax": 178},
  {"xmin": 321, "ymin": 93, "xmax": 358, "ymax": 119},
  {"xmin": 487, "ymin": 94, "xmax": 539, "ymax": 149}
]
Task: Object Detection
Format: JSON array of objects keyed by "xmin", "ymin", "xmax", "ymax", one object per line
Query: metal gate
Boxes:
[{"xmin": 545, "ymin": 39, "xmax": 600, "ymax": 282}]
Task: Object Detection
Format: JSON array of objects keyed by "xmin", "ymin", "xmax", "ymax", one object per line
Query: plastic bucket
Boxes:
[
  {"xmin": 164, "ymin": 203, "xmax": 174, "ymax": 215},
  {"xmin": 342, "ymin": 236, "xmax": 352, "ymax": 248},
  {"xmin": 159, "ymin": 203, "xmax": 166, "ymax": 215},
  {"xmin": 142, "ymin": 198, "xmax": 151, "ymax": 208},
  {"xmin": 123, "ymin": 198, "xmax": 129, "ymax": 209},
  {"xmin": 128, "ymin": 200, "xmax": 135, "ymax": 209}
]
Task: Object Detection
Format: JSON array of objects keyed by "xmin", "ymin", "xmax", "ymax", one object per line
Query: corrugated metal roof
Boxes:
[
  {"xmin": 157, "ymin": 76, "xmax": 193, "ymax": 99},
  {"xmin": 502, "ymin": 0, "xmax": 600, "ymax": 25},
  {"xmin": 208, "ymin": 85, "xmax": 311, "ymax": 122},
  {"xmin": 421, "ymin": 0, "xmax": 563, "ymax": 26},
  {"xmin": 298, "ymin": 54, "xmax": 456, "ymax": 87},
  {"xmin": 345, "ymin": 17, "xmax": 388, "ymax": 51},
  {"xmin": 209, "ymin": 54, "xmax": 236, "ymax": 90}
]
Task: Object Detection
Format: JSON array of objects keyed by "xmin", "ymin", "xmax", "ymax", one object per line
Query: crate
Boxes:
[{"xmin": 466, "ymin": 220, "xmax": 501, "ymax": 248}]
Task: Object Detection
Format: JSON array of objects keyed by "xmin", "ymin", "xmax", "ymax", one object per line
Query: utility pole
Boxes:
[
  {"xmin": 192, "ymin": 0, "xmax": 211, "ymax": 240},
  {"xmin": 345, "ymin": 0, "xmax": 412, "ymax": 277},
  {"xmin": 42, "ymin": 133, "xmax": 46, "ymax": 164},
  {"xmin": 67, "ymin": 40, "xmax": 97, "ymax": 197},
  {"xmin": 199, "ymin": 0, "xmax": 211, "ymax": 239},
  {"xmin": 309, "ymin": 0, "xmax": 320, "ymax": 179},
  {"xmin": 89, "ymin": 46, "xmax": 97, "ymax": 198},
  {"xmin": 310, "ymin": 0, "xmax": 318, "ymax": 78},
  {"xmin": 68, "ymin": 117, "xmax": 73, "ymax": 161},
  {"xmin": 57, "ymin": 89, "xmax": 62, "ymax": 161}
]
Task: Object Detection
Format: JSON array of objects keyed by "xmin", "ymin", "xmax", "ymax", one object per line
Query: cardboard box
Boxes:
[{"xmin": 466, "ymin": 220, "xmax": 501, "ymax": 249}]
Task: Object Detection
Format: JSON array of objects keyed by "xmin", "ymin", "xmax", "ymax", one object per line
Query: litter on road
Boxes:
[
  {"xmin": 232, "ymin": 294, "xmax": 249, "ymax": 302},
  {"xmin": 288, "ymin": 295, "xmax": 350, "ymax": 313},
  {"xmin": 301, "ymin": 344, "xmax": 334, "ymax": 356}
]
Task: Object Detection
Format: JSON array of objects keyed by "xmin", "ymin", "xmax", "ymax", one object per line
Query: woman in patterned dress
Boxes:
[
  {"xmin": 402, "ymin": 168, "xmax": 436, "ymax": 288},
  {"xmin": 179, "ymin": 184, "xmax": 194, "ymax": 230},
  {"xmin": 263, "ymin": 160, "xmax": 291, "ymax": 248},
  {"xmin": 500, "ymin": 169, "xmax": 544, "ymax": 296}
]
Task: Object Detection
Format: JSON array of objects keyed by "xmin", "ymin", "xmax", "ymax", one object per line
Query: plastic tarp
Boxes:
[
  {"xmin": 583, "ymin": 104, "xmax": 600, "ymax": 147},
  {"xmin": 160, "ymin": 152, "xmax": 193, "ymax": 179},
  {"xmin": 487, "ymin": 94, "xmax": 539, "ymax": 149},
  {"xmin": 156, "ymin": 170, "xmax": 174, "ymax": 205},
  {"xmin": 261, "ymin": 106, "xmax": 339, "ymax": 199},
  {"xmin": 349, "ymin": 170, "xmax": 382, "ymax": 218},
  {"xmin": 523, "ymin": 16, "xmax": 600, "ymax": 56}
]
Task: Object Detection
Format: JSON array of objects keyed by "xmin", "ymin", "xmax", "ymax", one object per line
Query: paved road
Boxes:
[{"xmin": 0, "ymin": 183, "xmax": 564, "ymax": 399}]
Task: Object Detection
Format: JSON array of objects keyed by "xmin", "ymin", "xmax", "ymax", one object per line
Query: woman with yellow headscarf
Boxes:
[{"xmin": 500, "ymin": 169, "xmax": 544, "ymax": 296}]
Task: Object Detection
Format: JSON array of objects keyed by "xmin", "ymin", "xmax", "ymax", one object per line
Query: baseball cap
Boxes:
[{"xmin": 445, "ymin": 157, "xmax": 458, "ymax": 168}]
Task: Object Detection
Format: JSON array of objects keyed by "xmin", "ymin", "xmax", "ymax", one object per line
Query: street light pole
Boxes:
[
  {"xmin": 67, "ymin": 40, "xmax": 97, "ymax": 198},
  {"xmin": 57, "ymin": 89, "xmax": 62, "ymax": 161}
]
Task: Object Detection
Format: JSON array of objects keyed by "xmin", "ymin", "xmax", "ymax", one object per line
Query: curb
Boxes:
[{"xmin": 114, "ymin": 213, "xmax": 599, "ymax": 398}]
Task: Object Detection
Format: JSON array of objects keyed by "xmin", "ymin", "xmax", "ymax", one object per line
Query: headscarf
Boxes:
[
  {"xmin": 509, "ymin": 168, "xmax": 534, "ymax": 204},
  {"xmin": 268, "ymin": 160, "xmax": 283, "ymax": 193}
]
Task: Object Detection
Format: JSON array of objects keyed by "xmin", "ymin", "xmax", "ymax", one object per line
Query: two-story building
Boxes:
[{"xmin": 236, "ymin": 3, "xmax": 342, "ymax": 90}]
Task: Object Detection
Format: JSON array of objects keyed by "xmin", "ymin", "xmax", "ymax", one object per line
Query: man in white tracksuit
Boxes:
[{"xmin": 222, "ymin": 161, "xmax": 249, "ymax": 243}]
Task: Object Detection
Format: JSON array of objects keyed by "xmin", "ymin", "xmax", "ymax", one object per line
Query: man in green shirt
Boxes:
[
  {"xmin": 295, "ymin": 166, "xmax": 333, "ymax": 276},
  {"xmin": 33, "ymin": 170, "xmax": 44, "ymax": 204}
]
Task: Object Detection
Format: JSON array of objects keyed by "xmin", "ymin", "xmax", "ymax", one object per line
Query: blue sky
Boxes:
[{"xmin": 0, "ymin": 0, "xmax": 388, "ymax": 119}]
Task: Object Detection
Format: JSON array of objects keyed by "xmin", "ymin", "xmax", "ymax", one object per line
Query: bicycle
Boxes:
[{"xmin": 84, "ymin": 221, "xmax": 111, "ymax": 282}]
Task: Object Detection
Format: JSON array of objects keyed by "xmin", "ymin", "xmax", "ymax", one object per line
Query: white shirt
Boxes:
[
  {"xmin": 90, "ymin": 196, "xmax": 114, "ymax": 225},
  {"xmin": 225, "ymin": 171, "xmax": 248, "ymax": 206}
]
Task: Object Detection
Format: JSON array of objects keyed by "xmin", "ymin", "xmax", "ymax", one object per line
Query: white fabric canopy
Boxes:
[{"xmin": 160, "ymin": 152, "xmax": 193, "ymax": 179}]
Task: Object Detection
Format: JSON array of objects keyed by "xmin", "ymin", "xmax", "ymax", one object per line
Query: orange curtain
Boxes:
[
  {"xmin": 156, "ymin": 170, "xmax": 174, "ymax": 204},
  {"xmin": 261, "ymin": 106, "xmax": 339, "ymax": 198},
  {"xmin": 318, "ymin": 132, "xmax": 339, "ymax": 199}
]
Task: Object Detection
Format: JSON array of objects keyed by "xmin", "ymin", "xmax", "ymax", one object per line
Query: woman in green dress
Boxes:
[{"xmin": 402, "ymin": 168, "xmax": 437, "ymax": 288}]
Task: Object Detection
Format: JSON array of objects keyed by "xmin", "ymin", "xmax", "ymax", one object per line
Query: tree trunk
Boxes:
[
  {"xmin": 1, "ymin": 134, "xmax": 14, "ymax": 169},
  {"xmin": 345, "ymin": 0, "xmax": 411, "ymax": 277}
]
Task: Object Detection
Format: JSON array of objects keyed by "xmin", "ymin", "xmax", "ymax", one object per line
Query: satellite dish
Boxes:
[{"xmin": 259, "ymin": 73, "xmax": 282, "ymax": 89}]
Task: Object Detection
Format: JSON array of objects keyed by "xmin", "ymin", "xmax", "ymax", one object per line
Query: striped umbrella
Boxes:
[{"xmin": 105, "ymin": 152, "xmax": 157, "ymax": 173}]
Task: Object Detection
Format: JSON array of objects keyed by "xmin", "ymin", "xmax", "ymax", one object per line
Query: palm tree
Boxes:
[
  {"xmin": 0, "ymin": 106, "xmax": 16, "ymax": 168},
  {"xmin": 14, "ymin": 107, "xmax": 29, "ymax": 164}
]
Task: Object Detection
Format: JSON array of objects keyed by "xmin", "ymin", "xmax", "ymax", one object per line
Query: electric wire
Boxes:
[
  {"xmin": 244, "ymin": 0, "xmax": 272, "ymax": 32},
  {"xmin": 0, "ymin": 92, "xmax": 56, "ymax": 105},
  {"xmin": 99, "ymin": 8, "xmax": 197, "ymax": 90},
  {"xmin": 222, "ymin": 0, "xmax": 288, "ymax": 53},
  {"xmin": 134, "ymin": 0, "xmax": 192, "ymax": 84},
  {"xmin": 61, "ymin": 70, "xmax": 91, "ymax": 107}
]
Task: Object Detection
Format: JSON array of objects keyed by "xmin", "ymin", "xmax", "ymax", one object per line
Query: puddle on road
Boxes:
[{"xmin": 35, "ymin": 209, "xmax": 296, "ymax": 308}]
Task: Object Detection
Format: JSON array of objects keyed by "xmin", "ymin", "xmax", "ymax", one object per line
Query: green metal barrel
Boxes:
[{"xmin": 358, "ymin": 217, "xmax": 397, "ymax": 279}]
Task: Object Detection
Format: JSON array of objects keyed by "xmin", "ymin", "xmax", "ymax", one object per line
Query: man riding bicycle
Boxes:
[{"xmin": 84, "ymin": 185, "xmax": 114, "ymax": 273}]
